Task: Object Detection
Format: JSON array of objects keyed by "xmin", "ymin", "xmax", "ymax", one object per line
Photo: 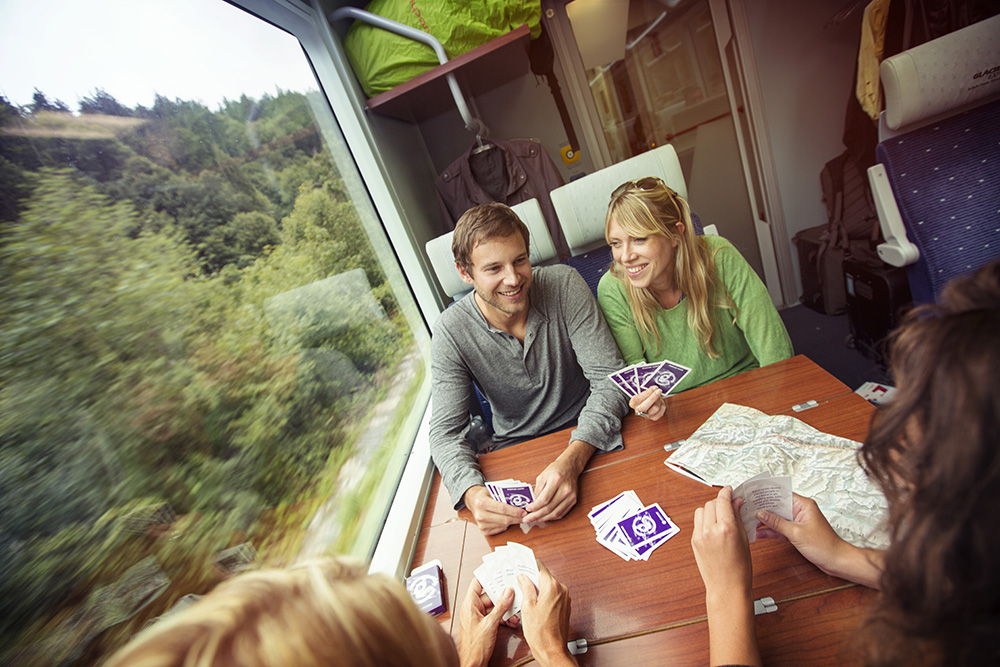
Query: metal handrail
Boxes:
[{"xmin": 327, "ymin": 6, "xmax": 488, "ymax": 137}]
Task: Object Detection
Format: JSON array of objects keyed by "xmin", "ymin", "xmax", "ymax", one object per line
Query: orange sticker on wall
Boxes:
[{"xmin": 560, "ymin": 145, "xmax": 581, "ymax": 165}]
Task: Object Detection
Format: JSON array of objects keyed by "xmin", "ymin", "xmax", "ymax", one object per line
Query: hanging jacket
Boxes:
[{"xmin": 435, "ymin": 138, "xmax": 570, "ymax": 261}]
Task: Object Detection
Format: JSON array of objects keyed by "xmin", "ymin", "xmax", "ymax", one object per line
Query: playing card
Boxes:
[
  {"xmin": 405, "ymin": 560, "xmax": 446, "ymax": 615},
  {"xmin": 500, "ymin": 484, "xmax": 534, "ymax": 509},
  {"xmin": 634, "ymin": 361, "xmax": 666, "ymax": 390},
  {"xmin": 732, "ymin": 473, "xmax": 792, "ymax": 543},
  {"xmin": 608, "ymin": 368, "xmax": 640, "ymax": 397},
  {"xmin": 617, "ymin": 503, "xmax": 678, "ymax": 549},
  {"xmin": 486, "ymin": 479, "xmax": 534, "ymax": 508},
  {"xmin": 475, "ymin": 542, "xmax": 539, "ymax": 621},
  {"xmin": 590, "ymin": 492, "xmax": 678, "ymax": 561},
  {"xmin": 645, "ymin": 360, "xmax": 691, "ymax": 395}
]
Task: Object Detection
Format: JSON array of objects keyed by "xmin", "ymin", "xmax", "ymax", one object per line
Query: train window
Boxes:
[{"xmin": 0, "ymin": 0, "xmax": 430, "ymax": 663}]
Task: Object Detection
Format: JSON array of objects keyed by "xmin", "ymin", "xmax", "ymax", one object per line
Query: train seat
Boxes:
[
  {"xmin": 867, "ymin": 15, "xmax": 1000, "ymax": 304},
  {"xmin": 549, "ymin": 144, "xmax": 709, "ymax": 296}
]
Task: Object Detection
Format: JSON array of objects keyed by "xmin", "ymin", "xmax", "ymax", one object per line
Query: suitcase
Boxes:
[
  {"xmin": 793, "ymin": 225, "xmax": 847, "ymax": 315},
  {"xmin": 843, "ymin": 251, "xmax": 912, "ymax": 367}
]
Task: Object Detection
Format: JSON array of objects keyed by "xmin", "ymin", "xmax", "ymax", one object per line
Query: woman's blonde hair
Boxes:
[
  {"xmin": 104, "ymin": 558, "xmax": 458, "ymax": 667},
  {"xmin": 605, "ymin": 178, "xmax": 735, "ymax": 357}
]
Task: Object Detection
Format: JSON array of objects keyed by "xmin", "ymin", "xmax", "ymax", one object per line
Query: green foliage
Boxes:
[
  {"xmin": 203, "ymin": 211, "xmax": 281, "ymax": 271},
  {"xmin": 79, "ymin": 88, "xmax": 133, "ymax": 117},
  {"xmin": 0, "ymin": 87, "xmax": 419, "ymax": 662},
  {"xmin": 0, "ymin": 95, "xmax": 23, "ymax": 126},
  {"xmin": 0, "ymin": 154, "xmax": 36, "ymax": 222},
  {"xmin": 30, "ymin": 88, "xmax": 71, "ymax": 114}
]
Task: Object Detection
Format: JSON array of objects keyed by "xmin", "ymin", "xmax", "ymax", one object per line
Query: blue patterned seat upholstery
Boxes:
[{"xmin": 875, "ymin": 99, "xmax": 1000, "ymax": 303}]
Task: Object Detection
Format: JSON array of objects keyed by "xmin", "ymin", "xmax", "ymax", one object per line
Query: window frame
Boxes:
[{"xmin": 224, "ymin": 0, "xmax": 442, "ymax": 579}]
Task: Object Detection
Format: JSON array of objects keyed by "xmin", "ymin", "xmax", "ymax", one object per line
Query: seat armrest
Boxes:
[{"xmin": 867, "ymin": 164, "xmax": 920, "ymax": 267}]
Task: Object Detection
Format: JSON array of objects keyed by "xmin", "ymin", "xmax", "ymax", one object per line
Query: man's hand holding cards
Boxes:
[{"xmin": 609, "ymin": 359, "xmax": 691, "ymax": 421}]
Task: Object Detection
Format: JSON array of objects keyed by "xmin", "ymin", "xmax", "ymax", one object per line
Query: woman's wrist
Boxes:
[
  {"xmin": 705, "ymin": 580, "xmax": 753, "ymax": 613},
  {"xmin": 828, "ymin": 543, "xmax": 884, "ymax": 589}
]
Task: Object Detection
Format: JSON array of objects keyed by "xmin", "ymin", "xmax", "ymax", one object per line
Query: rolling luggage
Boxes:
[
  {"xmin": 844, "ymin": 250, "xmax": 912, "ymax": 367},
  {"xmin": 793, "ymin": 224, "xmax": 846, "ymax": 315}
]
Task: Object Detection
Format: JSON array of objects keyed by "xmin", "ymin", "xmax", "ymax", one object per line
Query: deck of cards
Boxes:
[
  {"xmin": 589, "ymin": 490, "xmax": 680, "ymax": 561},
  {"xmin": 405, "ymin": 559, "xmax": 446, "ymax": 616},
  {"xmin": 473, "ymin": 542, "xmax": 539, "ymax": 621},
  {"xmin": 609, "ymin": 359, "xmax": 691, "ymax": 398},
  {"xmin": 486, "ymin": 479, "xmax": 535, "ymax": 509}
]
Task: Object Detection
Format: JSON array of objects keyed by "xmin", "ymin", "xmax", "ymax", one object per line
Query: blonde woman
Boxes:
[
  {"xmin": 597, "ymin": 178, "xmax": 792, "ymax": 420},
  {"xmin": 104, "ymin": 557, "xmax": 577, "ymax": 667}
]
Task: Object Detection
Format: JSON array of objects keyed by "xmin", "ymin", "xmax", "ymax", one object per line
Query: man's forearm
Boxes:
[{"xmin": 560, "ymin": 440, "xmax": 596, "ymax": 478}]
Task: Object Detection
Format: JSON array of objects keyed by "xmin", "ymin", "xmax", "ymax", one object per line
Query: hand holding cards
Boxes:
[
  {"xmin": 608, "ymin": 359, "xmax": 691, "ymax": 398},
  {"xmin": 589, "ymin": 490, "xmax": 680, "ymax": 561},
  {"xmin": 732, "ymin": 473, "xmax": 793, "ymax": 543},
  {"xmin": 474, "ymin": 542, "xmax": 539, "ymax": 622},
  {"xmin": 486, "ymin": 479, "xmax": 535, "ymax": 509}
]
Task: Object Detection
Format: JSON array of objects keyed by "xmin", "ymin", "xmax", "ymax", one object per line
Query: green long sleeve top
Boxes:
[{"xmin": 597, "ymin": 235, "xmax": 793, "ymax": 394}]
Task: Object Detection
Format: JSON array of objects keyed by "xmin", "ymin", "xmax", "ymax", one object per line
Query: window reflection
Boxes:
[
  {"xmin": 0, "ymin": 2, "xmax": 428, "ymax": 663},
  {"xmin": 577, "ymin": 0, "xmax": 726, "ymax": 162}
]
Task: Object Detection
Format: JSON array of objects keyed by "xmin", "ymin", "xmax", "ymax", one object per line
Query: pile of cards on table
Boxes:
[
  {"xmin": 487, "ymin": 479, "xmax": 535, "ymax": 509},
  {"xmin": 589, "ymin": 491, "xmax": 680, "ymax": 561},
  {"xmin": 608, "ymin": 359, "xmax": 691, "ymax": 398},
  {"xmin": 474, "ymin": 542, "xmax": 539, "ymax": 621}
]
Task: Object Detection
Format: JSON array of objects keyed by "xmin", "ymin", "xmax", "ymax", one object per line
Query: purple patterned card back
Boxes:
[{"xmin": 616, "ymin": 504, "xmax": 676, "ymax": 547}]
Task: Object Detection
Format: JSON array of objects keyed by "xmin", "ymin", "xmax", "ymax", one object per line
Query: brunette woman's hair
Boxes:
[{"xmin": 858, "ymin": 260, "xmax": 1000, "ymax": 666}]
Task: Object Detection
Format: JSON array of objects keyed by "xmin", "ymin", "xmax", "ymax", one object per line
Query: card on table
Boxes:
[
  {"xmin": 616, "ymin": 503, "xmax": 678, "ymax": 549},
  {"xmin": 589, "ymin": 491, "xmax": 679, "ymax": 561},
  {"xmin": 405, "ymin": 559, "xmax": 446, "ymax": 616}
]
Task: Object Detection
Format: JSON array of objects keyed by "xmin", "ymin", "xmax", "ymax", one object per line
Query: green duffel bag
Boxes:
[{"xmin": 343, "ymin": 0, "xmax": 541, "ymax": 98}]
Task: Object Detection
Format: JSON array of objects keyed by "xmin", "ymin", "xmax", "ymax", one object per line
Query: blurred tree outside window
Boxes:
[{"xmin": 0, "ymin": 2, "xmax": 430, "ymax": 664}]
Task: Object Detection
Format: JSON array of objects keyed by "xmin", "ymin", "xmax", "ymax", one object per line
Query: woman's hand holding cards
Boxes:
[
  {"xmin": 692, "ymin": 485, "xmax": 762, "ymax": 667},
  {"xmin": 692, "ymin": 485, "xmax": 752, "ymax": 599},
  {"xmin": 756, "ymin": 493, "xmax": 885, "ymax": 589},
  {"xmin": 629, "ymin": 386, "xmax": 666, "ymax": 421}
]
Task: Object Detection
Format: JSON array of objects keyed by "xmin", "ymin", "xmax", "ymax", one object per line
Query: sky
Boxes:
[{"xmin": 0, "ymin": 0, "xmax": 319, "ymax": 112}]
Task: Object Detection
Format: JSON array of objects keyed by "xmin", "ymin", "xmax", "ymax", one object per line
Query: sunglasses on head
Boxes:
[{"xmin": 611, "ymin": 176, "xmax": 671, "ymax": 199}]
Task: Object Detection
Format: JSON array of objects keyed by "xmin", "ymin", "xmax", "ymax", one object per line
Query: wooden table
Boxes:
[{"xmin": 414, "ymin": 356, "xmax": 879, "ymax": 665}]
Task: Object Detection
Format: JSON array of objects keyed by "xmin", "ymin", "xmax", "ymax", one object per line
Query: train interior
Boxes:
[{"xmin": 1, "ymin": 0, "xmax": 998, "ymax": 663}]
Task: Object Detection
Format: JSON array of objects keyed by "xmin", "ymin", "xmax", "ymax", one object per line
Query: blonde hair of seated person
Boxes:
[
  {"xmin": 104, "ymin": 558, "xmax": 459, "ymax": 667},
  {"xmin": 605, "ymin": 178, "xmax": 736, "ymax": 358}
]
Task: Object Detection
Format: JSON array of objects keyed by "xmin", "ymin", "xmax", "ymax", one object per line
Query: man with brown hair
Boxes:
[{"xmin": 430, "ymin": 203, "xmax": 628, "ymax": 536}]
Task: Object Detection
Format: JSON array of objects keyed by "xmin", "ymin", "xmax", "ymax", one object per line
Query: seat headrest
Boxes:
[
  {"xmin": 549, "ymin": 144, "xmax": 687, "ymax": 256},
  {"xmin": 880, "ymin": 14, "xmax": 1000, "ymax": 131}
]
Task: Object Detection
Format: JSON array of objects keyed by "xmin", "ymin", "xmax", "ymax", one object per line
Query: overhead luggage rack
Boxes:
[
  {"xmin": 328, "ymin": 5, "xmax": 531, "ymax": 126},
  {"xmin": 366, "ymin": 24, "xmax": 531, "ymax": 123}
]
